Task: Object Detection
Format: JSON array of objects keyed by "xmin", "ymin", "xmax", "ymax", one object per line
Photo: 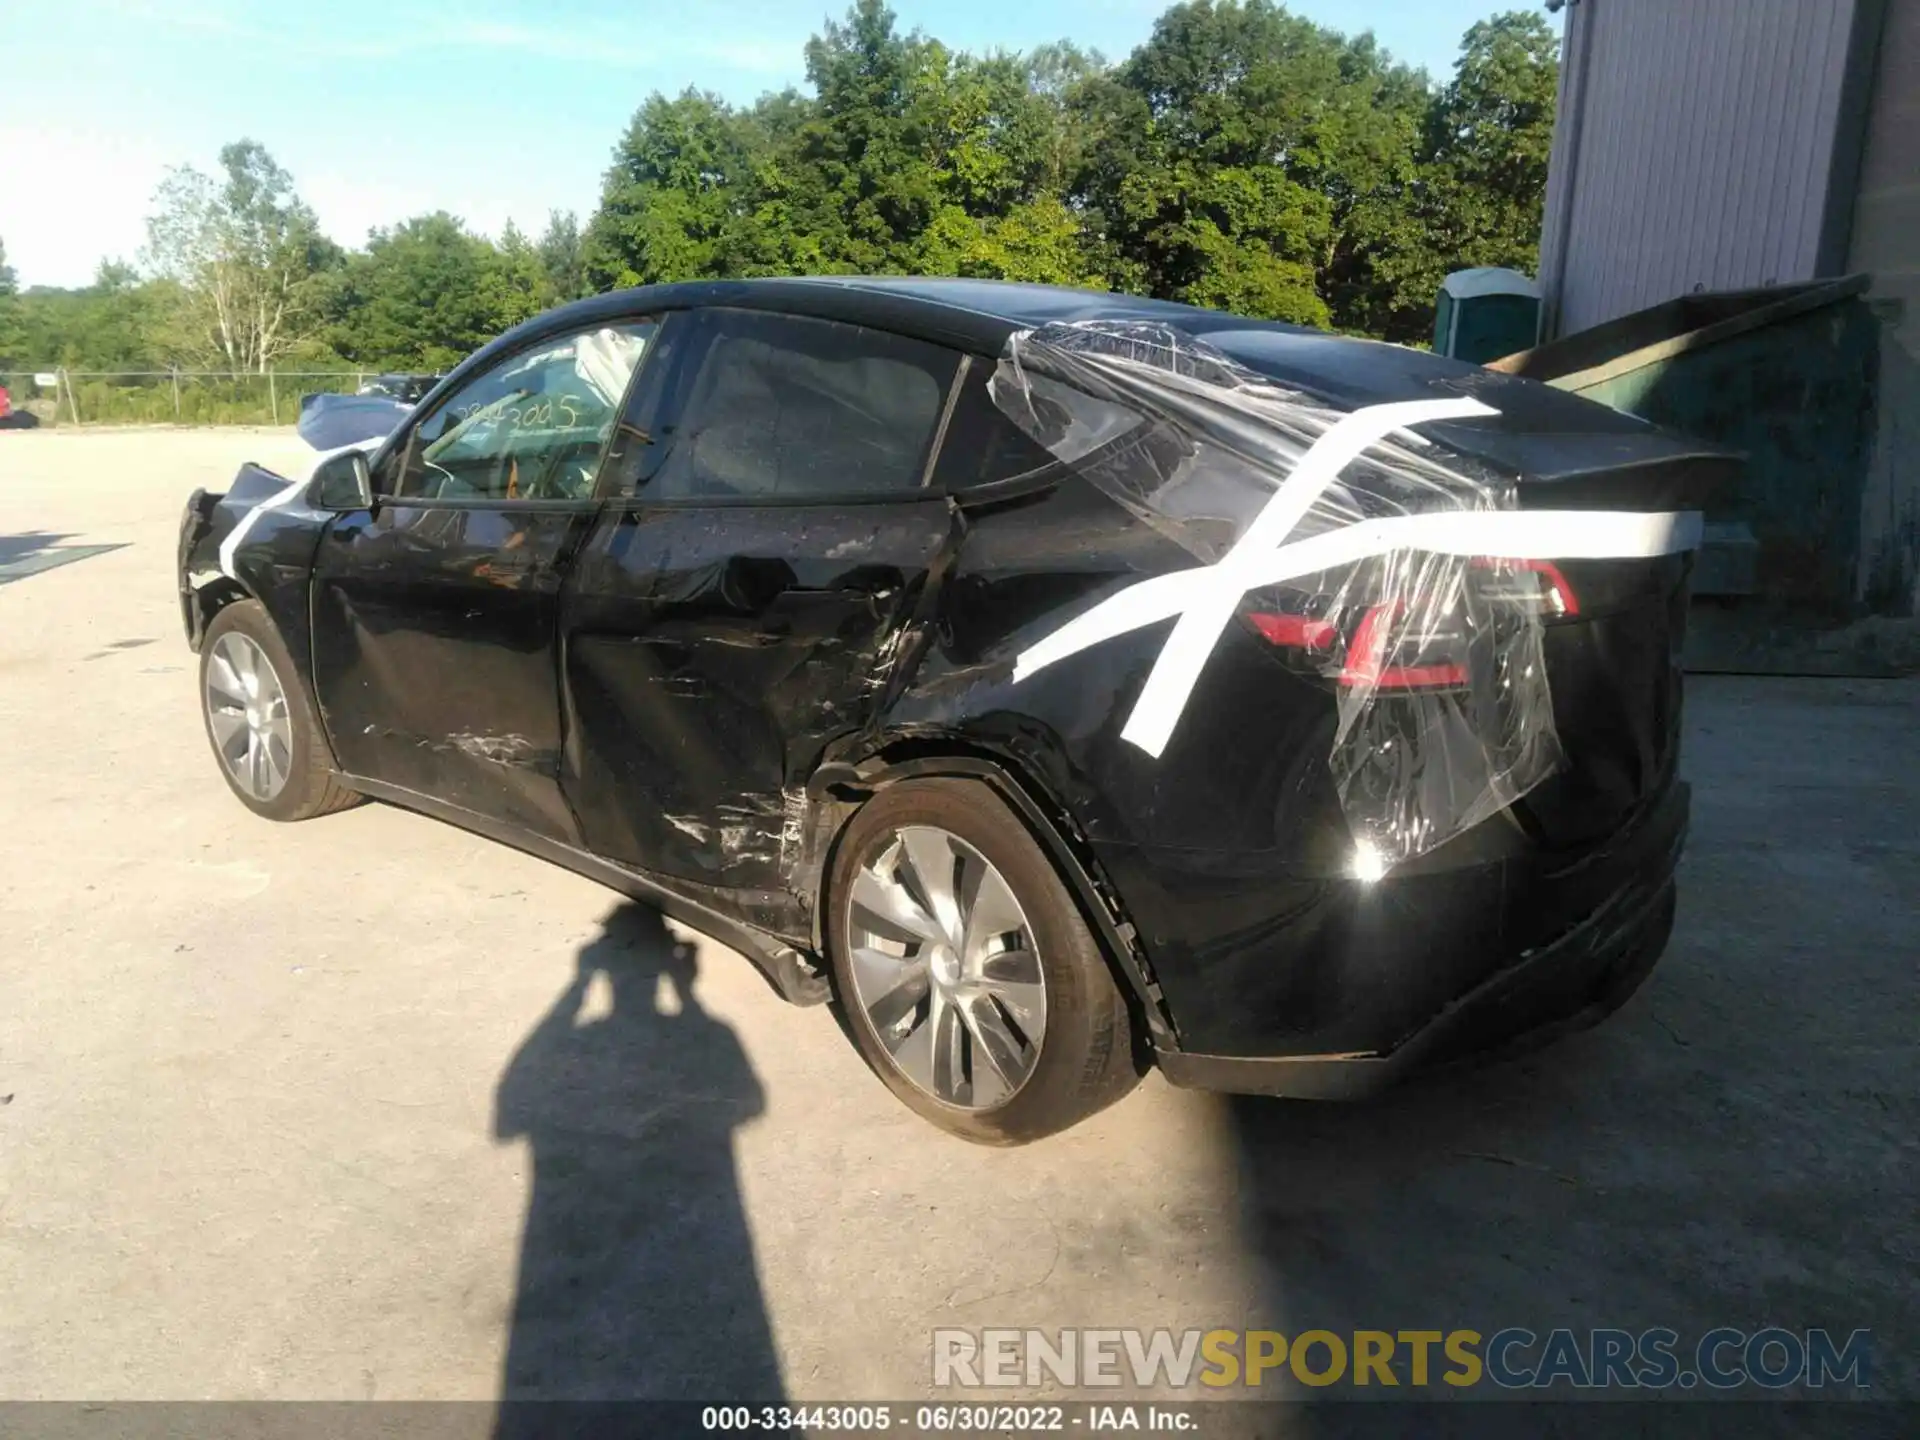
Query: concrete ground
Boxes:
[{"xmin": 1, "ymin": 430, "xmax": 1915, "ymax": 1416}]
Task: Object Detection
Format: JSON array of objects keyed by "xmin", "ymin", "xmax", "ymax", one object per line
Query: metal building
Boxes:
[
  {"xmin": 1538, "ymin": 0, "xmax": 1913, "ymax": 342},
  {"xmin": 1534, "ymin": 0, "xmax": 1919, "ymax": 631}
]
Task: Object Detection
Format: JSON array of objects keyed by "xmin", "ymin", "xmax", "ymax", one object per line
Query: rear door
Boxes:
[
  {"xmin": 310, "ymin": 320, "xmax": 657, "ymax": 840},
  {"xmin": 561, "ymin": 307, "xmax": 963, "ymax": 902}
]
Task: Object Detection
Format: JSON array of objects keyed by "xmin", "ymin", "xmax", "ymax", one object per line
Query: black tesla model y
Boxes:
[{"xmin": 177, "ymin": 278, "xmax": 1732, "ymax": 1143}]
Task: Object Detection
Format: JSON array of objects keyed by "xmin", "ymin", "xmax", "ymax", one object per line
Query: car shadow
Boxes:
[
  {"xmin": 492, "ymin": 903, "xmax": 783, "ymax": 1427},
  {"xmin": 1215, "ymin": 1046, "xmax": 1711, "ymax": 1439},
  {"xmin": 1222, "ymin": 1042, "xmax": 1631, "ymax": 1338},
  {"xmin": 1217, "ymin": 971, "xmax": 1907, "ymax": 1433}
]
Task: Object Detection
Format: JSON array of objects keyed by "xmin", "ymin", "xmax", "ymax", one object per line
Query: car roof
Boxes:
[
  {"xmin": 441, "ymin": 275, "xmax": 1631, "ymax": 455},
  {"xmin": 422, "ymin": 274, "xmax": 1737, "ymax": 489},
  {"xmin": 782, "ymin": 276, "xmax": 1312, "ymax": 336},
  {"xmin": 488, "ymin": 276, "xmax": 1311, "ymax": 365}
]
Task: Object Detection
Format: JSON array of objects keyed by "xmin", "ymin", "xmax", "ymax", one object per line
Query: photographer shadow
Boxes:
[{"xmin": 493, "ymin": 903, "xmax": 783, "ymax": 1414}]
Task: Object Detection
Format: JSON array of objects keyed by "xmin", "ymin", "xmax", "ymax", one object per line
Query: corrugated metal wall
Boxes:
[
  {"xmin": 1849, "ymin": 0, "xmax": 1920, "ymax": 611},
  {"xmin": 1850, "ymin": 0, "xmax": 1919, "ymax": 351},
  {"xmin": 1539, "ymin": 0, "xmax": 1862, "ymax": 338}
]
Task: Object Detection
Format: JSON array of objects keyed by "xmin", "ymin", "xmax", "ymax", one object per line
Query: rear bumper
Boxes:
[{"xmin": 1155, "ymin": 782, "xmax": 1688, "ymax": 1099}]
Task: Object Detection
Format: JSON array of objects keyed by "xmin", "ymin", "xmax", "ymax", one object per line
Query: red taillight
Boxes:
[
  {"xmin": 1246, "ymin": 600, "xmax": 1470, "ymax": 690},
  {"xmin": 1337, "ymin": 601, "xmax": 1468, "ymax": 690},
  {"xmin": 1245, "ymin": 611, "xmax": 1338, "ymax": 650},
  {"xmin": 1244, "ymin": 557, "xmax": 1578, "ymax": 692}
]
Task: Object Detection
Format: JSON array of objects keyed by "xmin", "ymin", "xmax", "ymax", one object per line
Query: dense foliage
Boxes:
[
  {"xmin": 0, "ymin": 237, "xmax": 22, "ymax": 367},
  {"xmin": 0, "ymin": 0, "xmax": 1557, "ymax": 398}
]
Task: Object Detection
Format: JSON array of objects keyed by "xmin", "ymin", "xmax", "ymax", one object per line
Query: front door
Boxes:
[
  {"xmin": 311, "ymin": 319, "xmax": 658, "ymax": 840},
  {"xmin": 561, "ymin": 306, "xmax": 963, "ymax": 901}
]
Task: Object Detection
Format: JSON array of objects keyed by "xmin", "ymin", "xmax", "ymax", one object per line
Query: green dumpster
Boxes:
[{"xmin": 1487, "ymin": 275, "xmax": 1901, "ymax": 672}]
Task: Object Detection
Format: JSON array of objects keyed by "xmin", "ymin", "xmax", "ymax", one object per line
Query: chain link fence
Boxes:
[{"xmin": 0, "ymin": 369, "xmax": 382, "ymax": 428}]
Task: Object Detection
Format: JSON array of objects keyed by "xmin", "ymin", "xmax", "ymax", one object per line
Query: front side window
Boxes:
[
  {"xmin": 388, "ymin": 321, "xmax": 656, "ymax": 502},
  {"xmin": 638, "ymin": 309, "xmax": 957, "ymax": 502}
]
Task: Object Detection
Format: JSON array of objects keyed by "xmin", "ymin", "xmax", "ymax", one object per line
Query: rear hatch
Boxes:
[
  {"xmin": 1209, "ymin": 329, "xmax": 1740, "ymax": 855},
  {"xmin": 1432, "ymin": 383, "xmax": 1737, "ymax": 850}
]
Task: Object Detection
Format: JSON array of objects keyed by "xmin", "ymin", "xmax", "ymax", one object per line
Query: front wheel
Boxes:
[
  {"xmin": 825, "ymin": 778, "xmax": 1144, "ymax": 1145},
  {"xmin": 199, "ymin": 599, "xmax": 363, "ymax": 822}
]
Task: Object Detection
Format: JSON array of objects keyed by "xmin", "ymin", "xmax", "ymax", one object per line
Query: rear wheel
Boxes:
[
  {"xmin": 826, "ymin": 778, "xmax": 1143, "ymax": 1145},
  {"xmin": 199, "ymin": 600, "xmax": 362, "ymax": 822}
]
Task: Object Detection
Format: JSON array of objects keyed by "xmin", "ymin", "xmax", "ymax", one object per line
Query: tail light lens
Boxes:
[
  {"xmin": 1243, "ymin": 557, "xmax": 1579, "ymax": 692},
  {"xmin": 1245, "ymin": 599, "xmax": 1470, "ymax": 691},
  {"xmin": 1244, "ymin": 611, "xmax": 1338, "ymax": 651},
  {"xmin": 1337, "ymin": 601, "xmax": 1469, "ymax": 690}
]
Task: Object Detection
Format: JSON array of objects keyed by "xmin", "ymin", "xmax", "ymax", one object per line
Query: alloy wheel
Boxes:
[
  {"xmin": 844, "ymin": 825, "xmax": 1048, "ymax": 1109},
  {"xmin": 204, "ymin": 631, "xmax": 294, "ymax": 803}
]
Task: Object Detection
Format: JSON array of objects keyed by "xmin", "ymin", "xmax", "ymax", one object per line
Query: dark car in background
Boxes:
[
  {"xmin": 295, "ymin": 374, "xmax": 444, "ymax": 450},
  {"xmin": 175, "ymin": 278, "xmax": 1730, "ymax": 1143},
  {"xmin": 358, "ymin": 372, "xmax": 443, "ymax": 403}
]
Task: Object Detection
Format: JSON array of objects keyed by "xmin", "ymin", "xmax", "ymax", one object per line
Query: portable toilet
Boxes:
[{"xmin": 1434, "ymin": 268, "xmax": 1542, "ymax": 364}]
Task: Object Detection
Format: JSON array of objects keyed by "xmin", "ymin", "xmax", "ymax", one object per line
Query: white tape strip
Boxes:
[
  {"xmin": 1112, "ymin": 396, "xmax": 1501, "ymax": 757},
  {"xmin": 1010, "ymin": 397, "xmax": 1703, "ymax": 758},
  {"xmin": 217, "ymin": 477, "xmax": 310, "ymax": 582}
]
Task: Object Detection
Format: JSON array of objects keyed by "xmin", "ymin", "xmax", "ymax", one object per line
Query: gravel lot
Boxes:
[{"xmin": 1, "ymin": 430, "xmax": 1915, "ymax": 1421}]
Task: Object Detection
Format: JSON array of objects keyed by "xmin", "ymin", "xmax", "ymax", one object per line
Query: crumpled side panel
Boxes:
[{"xmin": 988, "ymin": 320, "xmax": 1564, "ymax": 873}]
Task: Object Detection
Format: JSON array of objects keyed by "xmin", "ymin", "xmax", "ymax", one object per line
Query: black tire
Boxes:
[
  {"xmin": 825, "ymin": 777, "xmax": 1144, "ymax": 1145},
  {"xmin": 199, "ymin": 599, "xmax": 362, "ymax": 822}
]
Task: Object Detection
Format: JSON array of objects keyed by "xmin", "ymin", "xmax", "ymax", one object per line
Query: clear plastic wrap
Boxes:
[{"xmin": 989, "ymin": 320, "xmax": 1567, "ymax": 874}]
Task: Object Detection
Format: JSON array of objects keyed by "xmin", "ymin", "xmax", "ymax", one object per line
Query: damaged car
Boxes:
[{"xmin": 177, "ymin": 279, "xmax": 1732, "ymax": 1144}]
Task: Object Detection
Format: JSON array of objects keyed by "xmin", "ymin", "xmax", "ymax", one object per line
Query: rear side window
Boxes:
[
  {"xmin": 930, "ymin": 358, "xmax": 1063, "ymax": 489},
  {"xmin": 634, "ymin": 309, "xmax": 957, "ymax": 502}
]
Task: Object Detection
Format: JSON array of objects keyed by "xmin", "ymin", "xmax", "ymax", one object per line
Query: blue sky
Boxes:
[{"xmin": 0, "ymin": 0, "xmax": 1537, "ymax": 288}]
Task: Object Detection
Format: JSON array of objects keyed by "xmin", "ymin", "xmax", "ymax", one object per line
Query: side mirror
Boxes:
[{"xmin": 311, "ymin": 449, "xmax": 374, "ymax": 510}]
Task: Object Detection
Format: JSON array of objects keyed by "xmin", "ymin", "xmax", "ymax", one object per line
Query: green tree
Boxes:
[
  {"xmin": 329, "ymin": 213, "xmax": 538, "ymax": 369},
  {"xmin": 16, "ymin": 5, "xmax": 1566, "ymax": 381},
  {"xmin": 142, "ymin": 140, "xmax": 339, "ymax": 372},
  {"xmin": 1024, "ymin": 40, "xmax": 1107, "ymax": 191},
  {"xmin": 497, "ymin": 219, "xmax": 556, "ymax": 312},
  {"xmin": 73, "ymin": 262, "xmax": 175, "ymax": 368},
  {"xmin": 585, "ymin": 89, "xmax": 763, "ymax": 288},
  {"xmin": 1071, "ymin": 0, "xmax": 1356, "ymax": 324},
  {"xmin": 1340, "ymin": 12, "xmax": 1558, "ymax": 341},
  {"xmin": 789, "ymin": 0, "xmax": 943, "ymax": 272},
  {"xmin": 11, "ymin": 262, "xmax": 187, "ymax": 371},
  {"xmin": 1299, "ymin": 34, "xmax": 1433, "ymax": 336},
  {"xmin": 0, "ymin": 236, "xmax": 23, "ymax": 369},
  {"xmin": 537, "ymin": 211, "xmax": 592, "ymax": 301},
  {"xmin": 1423, "ymin": 13, "xmax": 1558, "ymax": 272},
  {"xmin": 717, "ymin": 90, "xmax": 845, "ymax": 277},
  {"xmin": 917, "ymin": 194, "xmax": 1108, "ymax": 286},
  {"xmin": 583, "ymin": 4, "xmax": 1108, "ymax": 288}
]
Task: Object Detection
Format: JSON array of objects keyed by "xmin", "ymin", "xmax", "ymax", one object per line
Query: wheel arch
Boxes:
[
  {"xmin": 804, "ymin": 735, "xmax": 1178, "ymax": 1051},
  {"xmin": 184, "ymin": 576, "xmax": 253, "ymax": 653},
  {"xmin": 193, "ymin": 582, "xmax": 347, "ymax": 777}
]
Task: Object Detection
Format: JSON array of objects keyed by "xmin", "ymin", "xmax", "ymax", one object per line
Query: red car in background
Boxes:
[{"xmin": 0, "ymin": 384, "xmax": 42, "ymax": 429}]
